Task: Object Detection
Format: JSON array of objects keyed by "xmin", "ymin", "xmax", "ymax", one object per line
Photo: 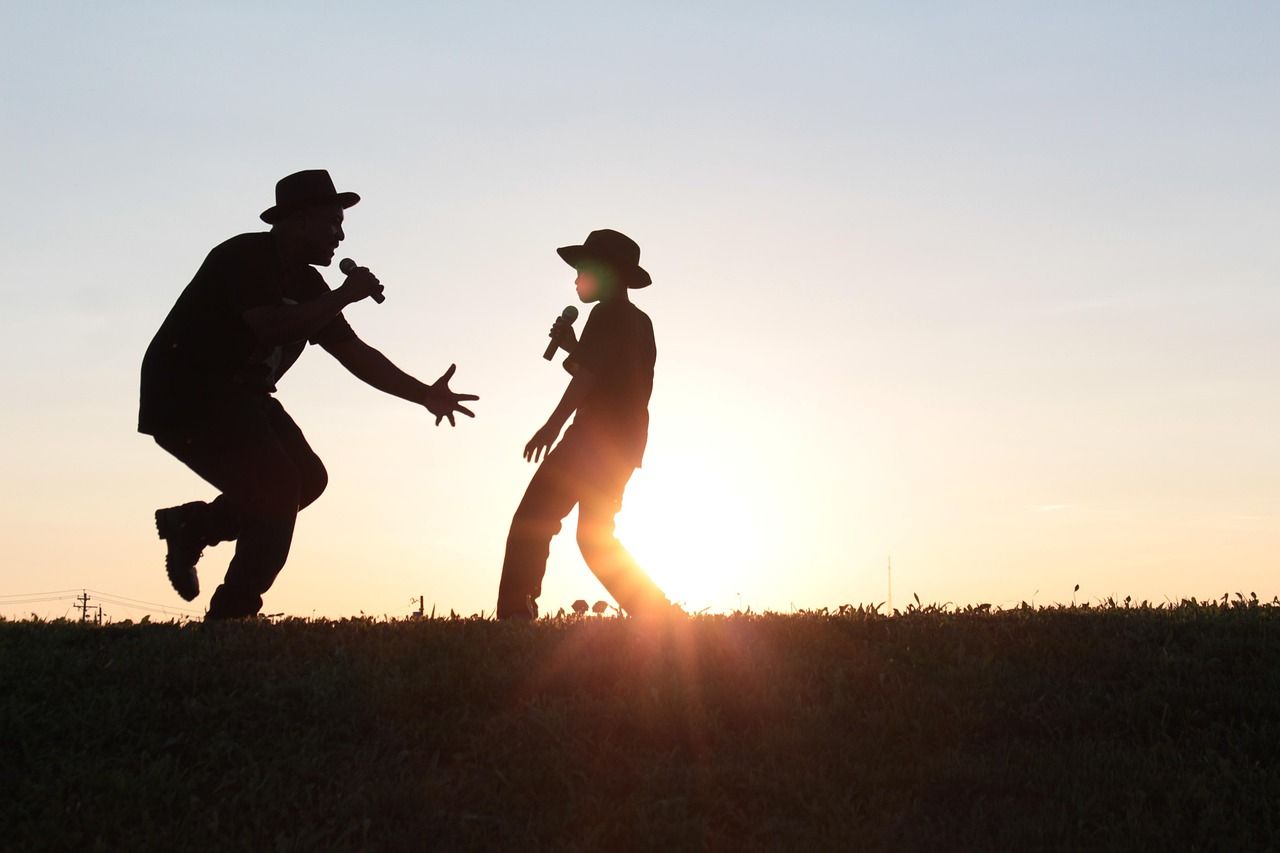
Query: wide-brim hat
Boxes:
[
  {"xmin": 260, "ymin": 169, "xmax": 360, "ymax": 224},
  {"xmin": 557, "ymin": 228, "xmax": 651, "ymax": 289}
]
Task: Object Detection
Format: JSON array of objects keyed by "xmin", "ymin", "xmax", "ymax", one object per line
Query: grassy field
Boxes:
[{"xmin": 2, "ymin": 599, "xmax": 1278, "ymax": 851}]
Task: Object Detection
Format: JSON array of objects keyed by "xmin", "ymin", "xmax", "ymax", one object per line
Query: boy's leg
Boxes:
[
  {"xmin": 576, "ymin": 466, "xmax": 672, "ymax": 617},
  {"xmin": 497, "ymin": 443, "xmax": 583, "ymax": 619}
]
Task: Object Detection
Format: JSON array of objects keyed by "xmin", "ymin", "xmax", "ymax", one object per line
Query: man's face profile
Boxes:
[{"xmin": 283, "ymin": 204, "xmax": 345, "ymax": 266}]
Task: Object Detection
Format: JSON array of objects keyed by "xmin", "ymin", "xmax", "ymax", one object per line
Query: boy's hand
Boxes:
[
  {"xmin": 423, "ymin": 364, "xmax": 479, "ymax": 427},
  {"xmin": 524, "ymin": 423, "xmax": 561, "ymax": 462},
  {"xmin": 549, "ymin": 316, "xmax": 578, "ymax": 354}
]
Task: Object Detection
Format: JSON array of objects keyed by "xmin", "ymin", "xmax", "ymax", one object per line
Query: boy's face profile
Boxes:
[{"xmin": 574, "ymin": 262, "xmax": 618, "ymax": 303}]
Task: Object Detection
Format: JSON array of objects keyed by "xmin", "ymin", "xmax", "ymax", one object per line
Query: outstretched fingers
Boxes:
[{"xmin": 425, "ymin": 363, "xmax": 481, "ymax": 427}]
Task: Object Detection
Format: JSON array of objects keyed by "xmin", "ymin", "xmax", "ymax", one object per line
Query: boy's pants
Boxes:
[{"xmin": 497, "ymin": 433, "xmax": 670, "ymax": 619}]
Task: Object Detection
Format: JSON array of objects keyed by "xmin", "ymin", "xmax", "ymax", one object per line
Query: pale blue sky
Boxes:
[{"xmin": 1, "ymin": 3, "xmax": 1276, "ymax": 620}]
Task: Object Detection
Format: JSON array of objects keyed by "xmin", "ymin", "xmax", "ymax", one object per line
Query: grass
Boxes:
[{"xmin": 2, "ymin": 597, "xmax": 1278, "ymax": 850}]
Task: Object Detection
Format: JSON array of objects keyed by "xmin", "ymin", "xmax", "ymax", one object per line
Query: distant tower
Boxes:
[{"xmin": 887, "ymin": 555, "xmax": 893, "ymax": 614}]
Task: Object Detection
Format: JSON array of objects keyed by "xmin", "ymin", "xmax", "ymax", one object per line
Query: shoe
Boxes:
[
  {"xmin": 155, "ymin": 503, "xmax": 206, "ymax": 601},
  {"xmin": 204, "ymin": 586, "xmax": 263, "ymax": 620},
  {"xmin": 496, "ymin": 595, "xmax": 539, "ymax": 621},
  {"xmin": 630, "ymin": 600, "xmax": 687, "ymax": 623}
]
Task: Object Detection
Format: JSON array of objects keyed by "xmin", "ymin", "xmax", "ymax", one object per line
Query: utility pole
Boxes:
[
  {"xmin": 74, "ymin": 590, "xmax": 92, "ymax": 623},
  {"xmin": 72, "ymin": 591, "xmax": 105, "ymax": 624}
]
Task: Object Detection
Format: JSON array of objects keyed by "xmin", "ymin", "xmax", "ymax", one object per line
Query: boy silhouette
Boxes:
[{"xmin": 497, "ymin": 229, "xmax": 673, "ymax": 620}]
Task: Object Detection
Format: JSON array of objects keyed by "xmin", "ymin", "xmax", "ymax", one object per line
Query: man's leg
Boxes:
[
  {"xmin": 154, "ymin": 399, "xmax": 314, "ymax": 618},
  {"xmin": 576, "ymin": 466, "xmax": 672, "ymax": 617},
  {"xmin": 261, "ymin": 397, "xmax": 329, "ymax": 513},
  {"xmin": 207, "ymin": 399, "xmax": 328, "ymax": 617},
  {"xmin": 160, "ymin": 400, "xmax": 328, "ymax": 546},
  {"xmin": 496, "ymin": 443, "xmax": 582, "ymax": 620}
]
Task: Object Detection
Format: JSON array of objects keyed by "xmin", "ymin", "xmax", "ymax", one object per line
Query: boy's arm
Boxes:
[
  {"xmin": 548, "ymin": 314, "xmax": 578, "ymax": 357},
  {"xmin": 524, "ymin": 370, "xmax": 597, "ymax": 462}
]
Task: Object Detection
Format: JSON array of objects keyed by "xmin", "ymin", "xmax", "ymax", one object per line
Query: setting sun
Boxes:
[{"xmin": 616, "ymin": 450, "xmax": 763, "ymax": 613}]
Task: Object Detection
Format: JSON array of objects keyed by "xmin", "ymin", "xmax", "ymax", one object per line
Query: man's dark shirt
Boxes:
[
  {"xmin": 138, "ymin": 232, "xmax": 355, "ymax": 436},
  {"xmin": 562, "ymin": 298, "xmax": 656, "ymax": 469}
]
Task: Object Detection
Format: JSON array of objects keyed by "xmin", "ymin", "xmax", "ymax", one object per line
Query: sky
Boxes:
[{"xmin": 1, "ymin": 2, "xmax": 1276, "ymax": 621}]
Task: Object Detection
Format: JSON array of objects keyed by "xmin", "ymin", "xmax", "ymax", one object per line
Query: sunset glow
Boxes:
[
  {"xmin": 618, "ymin": 453, "xmax": 765, "ymax": 613},
  {"xmin": 1, "ymin": 4, "xmax": 1277, "ymax": 621}
]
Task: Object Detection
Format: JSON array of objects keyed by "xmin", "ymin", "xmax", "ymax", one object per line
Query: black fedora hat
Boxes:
[
  {"xmin": 556, "ymin": 229, "xmax": 651, "ymax": 289},
  {"xmin": 260, "ymin": 169, "xmax": 360, "ymax": 224}
]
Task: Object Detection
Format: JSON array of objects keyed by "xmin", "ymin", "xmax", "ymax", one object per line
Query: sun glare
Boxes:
[{"xmin": 615, "ymin": 454, "xmax": 761, "ymax": 613}]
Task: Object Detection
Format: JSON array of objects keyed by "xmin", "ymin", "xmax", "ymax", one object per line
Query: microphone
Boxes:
[
  {"xmin": 338, "ymin": 257, "xmax": 385, "ymax": 304},
  {"xmin": 543, "ymin": 305, "xmax": 579, "ymax": 360}
]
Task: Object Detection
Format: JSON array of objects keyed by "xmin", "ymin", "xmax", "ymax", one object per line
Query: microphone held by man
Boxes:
[
  {"xmin": 543, "ymin": 305, "xmax": 579, "ymax": 359},
  {"xmin": 339, "ymin": 257, "xmax": 385, "ymax": 304}
]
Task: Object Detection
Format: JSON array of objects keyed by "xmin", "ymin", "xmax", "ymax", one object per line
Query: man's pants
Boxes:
[
  {"xmin": 154, "ymin": 396, "xmax": 327, "ymax": 619},
  {"xmin": 497, "ymin": 435, "xmax": 669, "ymax": 619}
]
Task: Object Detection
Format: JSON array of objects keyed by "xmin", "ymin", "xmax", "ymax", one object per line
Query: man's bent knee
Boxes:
[{"xmin": 247, "ymin": 474, "xmax": 302, "ymax": 520}]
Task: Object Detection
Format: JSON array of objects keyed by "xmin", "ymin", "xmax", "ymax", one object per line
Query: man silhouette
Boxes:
[
  {"xmin": 496, "ymin": 229, "xmax": 673, "ymax": 620},
  {"xmin": 139, "ymin": 169, "xmax": 477, "ymax": 619}
]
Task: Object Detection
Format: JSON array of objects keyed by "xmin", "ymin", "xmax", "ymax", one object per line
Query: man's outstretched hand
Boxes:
[{"xmin": 423, "ymin": 364, "xmax": 478, "ymax": 427}]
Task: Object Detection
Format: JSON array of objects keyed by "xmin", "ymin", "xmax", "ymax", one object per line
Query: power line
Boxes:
[
  {"xmin": 90, "ymin": 594, "xmax": 199, "ymax": 616},
  {"xmin": 0, "ymin": 596, "xmax": 81, "ymax": 606},
  {"xmin": 1, "ymin": 588, "xmax": 201, "ymax": 619},
  {"xmin": 0, "ymin": 595, "xmax": 82, "ymax": 606},
  {"xmin": 85, "ymin": 589, "xmax": 201, "ymax": 615}
]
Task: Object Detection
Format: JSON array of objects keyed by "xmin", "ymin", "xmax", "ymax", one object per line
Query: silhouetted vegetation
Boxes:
[{"xmin": 3, "ymin": 598, "xmax": 1277, "ymax": 850}]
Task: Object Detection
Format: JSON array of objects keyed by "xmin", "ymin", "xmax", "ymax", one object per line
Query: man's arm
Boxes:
[
  {"xmin": 325, "ymin": 335, "xmax": 478, "ymax": 426},
  {"xmin": 524, "ymin": 370, "xmax": 596, "ymax": 462},
  {"xmin": 242, "ymin": 267, "xmax": 382, "ymax": 347}
]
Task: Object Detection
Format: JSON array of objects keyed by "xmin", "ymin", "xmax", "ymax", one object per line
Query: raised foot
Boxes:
[{"xmin": 155, "ymin": 504, "xmax": 205, "ymax": 602}]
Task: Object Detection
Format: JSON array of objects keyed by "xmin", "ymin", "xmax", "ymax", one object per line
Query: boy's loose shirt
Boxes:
[{"xmin": 561, "ymin": 297, "xmax": 656, "ymax": 474}]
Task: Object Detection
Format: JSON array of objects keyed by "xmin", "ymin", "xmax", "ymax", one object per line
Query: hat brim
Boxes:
[
  {"xmin": 260, "ymin": 191, "xmax": 361, "ymax": 224},
  {"xmin": 557, "ymin": 245, "xmax": 651, "ymax": 289}
]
